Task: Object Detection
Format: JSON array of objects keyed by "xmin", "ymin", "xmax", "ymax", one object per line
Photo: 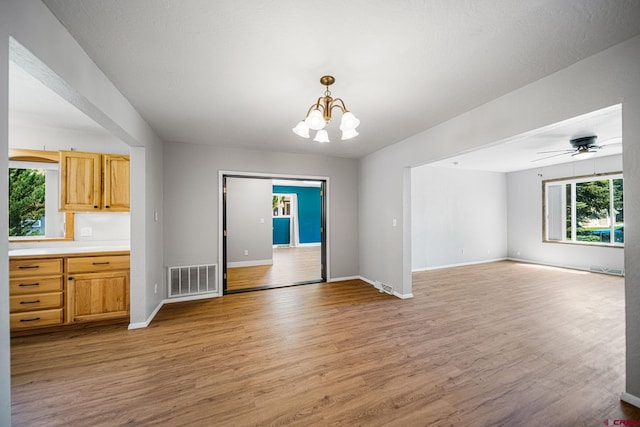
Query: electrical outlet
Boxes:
[
  {"xmin": 244, "ymin": 250, "xmax": 249, "ymax": 256},
  {"xmin": 154, "ymin": 283, "xmax": 158, "ymax": 294},
  {"xmin": 80, "ymin": 227, "xmax": 92, "ymax": 237},
  {"xmin": 392, "ymin": 218, "xmax": 397, "ymax": 227}
]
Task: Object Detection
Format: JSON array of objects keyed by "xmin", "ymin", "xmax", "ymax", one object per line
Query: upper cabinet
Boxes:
[
  {"xmin": 60, "ymin": 150, "xmax": 130, "ymax": 212},
  {"xmin": 102, "ymin": 154, "xmax": 130, "ymax": 211}
]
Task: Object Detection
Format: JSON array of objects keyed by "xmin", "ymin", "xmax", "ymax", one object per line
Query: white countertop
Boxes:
[{"xmin": 9, "ymin": 245, "xmax": 130, "ymax": 257}]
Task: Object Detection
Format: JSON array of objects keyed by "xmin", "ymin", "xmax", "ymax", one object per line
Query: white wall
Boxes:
[
  {"xmin": 359, "ymin": 34, "xmax": 640, "ymax": 399},
  {"xmin": 0, "ymin": 2, "xmax": 165, "ymax": 423},
  {"xmin": 10, "ymin": 124, "xmax": 129, "ymax": 155},
  {"xmin": 508, "ymin": 154, "xmax": 624, "ymax": 272},
  {"xmin": 163, "ymin": 142, "xmax": 359, "ymax": 282},
  {"xmin": 411, "ymin": 166, "xmax": 507, "ymax": 270},
  {"xmin": 226, "ymin": 177, "xmax": 273, "ymax": 266}
]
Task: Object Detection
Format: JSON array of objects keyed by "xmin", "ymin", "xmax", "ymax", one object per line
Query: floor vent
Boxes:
[
  {"xmin": 376, "ymin": 280, "xmax": 394, "ymax": 295},
  {"xmin": 589, "ymin": 265, "xmax": 624, "ymax": 276},
  {"xmin": 168, "ymin": 264, "xmax": 218, "ymax": 298}
]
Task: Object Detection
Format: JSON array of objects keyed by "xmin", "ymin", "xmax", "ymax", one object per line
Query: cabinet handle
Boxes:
[
  {"xmin": 19, "ymin": 283, "xmax": 39, "ymax": 287},
  {"xmin": 68, "ymin": 277, "xmax": 74, "ymax": 281},
  {"xmin": 20, "ymin": 300, "xmax": 41, "ymax": 305},
  {"xmin": 105, "ymin": 206, "xmax": 110, "ymax": 208},
  {"xmin": 94, "ymin": 206, "xmax": 99, "ymax": 209},
  {"xmin": 18, "ymin": 265, "xmax": 40, "ymax": 270},
  {"xmin": 92, "ymin": 262, "xmax": 110, "ymax": 265},
  {"xmin": 20, "ymin": 317, "xmax": 41, "ymax": 322}
]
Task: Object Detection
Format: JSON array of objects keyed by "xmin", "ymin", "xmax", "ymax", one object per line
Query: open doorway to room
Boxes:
[
  {"xmin": 222, "ymin": 175, "xmax": 326, "ymax": 293},
  {"xmin": 410, "ymin": 104, "xmax": 623, "ymax": 274}
]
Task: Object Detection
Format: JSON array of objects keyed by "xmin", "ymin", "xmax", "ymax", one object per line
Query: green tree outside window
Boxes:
[{"xmin": 9, "ymin": 168, "xmax": 45, "ymax": 236}]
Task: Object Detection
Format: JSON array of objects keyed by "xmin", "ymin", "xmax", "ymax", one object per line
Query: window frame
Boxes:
[
  {"xmin": 8, "ymin": 149, "xmax": 74, "ymax": 242},
  {"xmin": 542, "ymin": 171, "xmax": 623, "ymax": 248}
]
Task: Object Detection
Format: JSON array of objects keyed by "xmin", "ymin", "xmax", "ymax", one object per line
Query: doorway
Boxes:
[{"xmin": 222, "ymin": 174, "xmax": 327, "ymax": 293}]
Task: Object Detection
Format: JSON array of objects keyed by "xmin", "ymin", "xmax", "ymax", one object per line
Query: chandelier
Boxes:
[{"xmin": 292, "ymin": 75, "xmax": 360, "ymax": 143}]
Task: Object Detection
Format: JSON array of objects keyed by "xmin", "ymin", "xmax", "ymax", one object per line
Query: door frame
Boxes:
[{"xmin": 219, "ymin": 171, "xmax": 329, "ymax": 294}]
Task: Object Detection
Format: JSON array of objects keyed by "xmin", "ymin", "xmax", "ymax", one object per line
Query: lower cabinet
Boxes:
[
  {"xmin": 67, "ymin": 271, "xmax": 129, "ymax": 322},
  {"xmin": 9, "ymin": 252, "xmax": 129, "ymax": 332},
  {"xmin": 66, "ymin": 255, "xmax": 130, "ymax": 323},
  {"xmin": 9, "ymin": 258, "xmax": 64, "ymax": 331}
]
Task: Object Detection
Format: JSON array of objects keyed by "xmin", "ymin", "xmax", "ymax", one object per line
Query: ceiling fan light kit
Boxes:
[{"xmin": 292, "ymin": 75, "xmax": 360, "ymax": 143}]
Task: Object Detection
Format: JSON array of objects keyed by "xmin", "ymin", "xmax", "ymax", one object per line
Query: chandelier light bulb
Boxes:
[
  {"xmin": 313, "ymin": 129, "xmax": 330, "ymax": 143},
  {"xmin": 341, "ymin": 128, "xmax": 359, "ymax": 140},
  {"xmin": 339, "ymin": 112, "xmax": 360, "ymax": 131},
  {"xmin": 292, "ymin": 121, "xmax": 310, "ymax": 138},
  {"xmin": 305, "ymin": 109, "xmax": 326, "ymax": 130}
]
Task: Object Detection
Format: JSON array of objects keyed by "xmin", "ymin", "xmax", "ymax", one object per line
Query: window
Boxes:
[
  {"xmin": 272, "ymin": 194, "xmax": 291, "ymax": 217},
  {"xmin": 9, "ymin": 166, "xmax": 45, "ymax": 236},
  {"xmin": 8, "ymin": 156, "xmax": 72, "ymax": 240},
  {"xmin": 544, "ymin": 173, "xmax": 623, "ymax": 246}
]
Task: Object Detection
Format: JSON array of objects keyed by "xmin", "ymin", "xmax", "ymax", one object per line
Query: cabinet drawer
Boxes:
[
  {"xmin": 10, "ymin": 292, "xmax": 63, "ymax": 313},
  {"xmin": 10, "ymin": 276, "xmax": 63, "ymax": 295},
  {"xmin": 67, "ymin": 255, "xmax": 130, "ymax": 273},
  {"xmin": 10, "ymin": 258, "xmax": 63, "ymax": 277},
  {"xmin": 10, "ymin": 309, "xmax": 63, "ymax": 330}
]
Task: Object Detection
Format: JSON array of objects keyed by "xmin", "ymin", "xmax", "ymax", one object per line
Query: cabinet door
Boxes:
[
  {"xmin": 68, "ymin": 271, "xmax": 129, "ymax": 322},
  {"xmin": 103, "ymin": 155, "xmax": 130, "ymax": 211},
  {"xmin": 60, "ymin": 151, "xmax": 102, "ymax": 211}
]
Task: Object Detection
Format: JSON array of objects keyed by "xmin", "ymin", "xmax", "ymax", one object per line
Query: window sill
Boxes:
[{"xmin": 543, "ymin": 240, "xmax": 624, "ymax": 248}]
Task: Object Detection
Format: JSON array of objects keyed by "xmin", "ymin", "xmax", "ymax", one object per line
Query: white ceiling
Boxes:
[
  {"xmin": 33, "ymin": 0, "xmax": 640, "ymax": 160},
  {"xmin": 427, "ymin": 104, "xmax": 622, "ymax": 172},
  {"xmin": 9, "ymin": 61, "xmax": 109, "ymax": 136}
]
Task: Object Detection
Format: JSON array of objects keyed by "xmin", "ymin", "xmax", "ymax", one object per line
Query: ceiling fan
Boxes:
[{"xmin": 533, "ymin": 135, "xmax": 622, "ymax": 162}]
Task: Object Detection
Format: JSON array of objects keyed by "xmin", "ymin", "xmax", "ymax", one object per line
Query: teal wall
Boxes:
[
  {"xmin": 273, "ymin": 185, "xmax": 321, "ymax": 244},
  {"xmin": 272, "ymin": 217, "xmax": 290, "ymax": 245}
]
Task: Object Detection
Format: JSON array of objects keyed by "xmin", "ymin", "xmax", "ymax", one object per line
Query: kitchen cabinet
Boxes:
[
  {"xmin": 9, "ymin": 258, "xmax": 64, "ymax": 330},
  {"xmin": 9, "ymin": 251, "xmax": 130, "ymax": 333},
  {"xmin": 66, "ymin": 254, "xmax": 130, "ymax": 323},
  {"xmin": 60, "ymin": 150, "xmax": 130, "ymax": 212}
]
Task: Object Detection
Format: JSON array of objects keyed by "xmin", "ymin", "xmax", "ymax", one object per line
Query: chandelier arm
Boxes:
[
  {"xmin": 330, "ymin": 98, "xmax": 349, "ymax": 113},
  {"xmin": 306, "ymin": 99, "xmax": 325, "ymax": 117}
]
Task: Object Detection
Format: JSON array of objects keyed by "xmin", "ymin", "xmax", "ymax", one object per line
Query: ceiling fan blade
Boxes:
[
  {"xmin": 535, "ymin": 149, "xmax": 574, "ymax": 154},
  {"xmin": 600, "ymin": 142, "xmax": 622, "ymax": 149},
  {"xmin": 532, "ymin": 152, "xmax": 572, "ymax": 162},
  {"xmin": 599, "ymin": 137, "xmax": 622, "ymax": 146}
]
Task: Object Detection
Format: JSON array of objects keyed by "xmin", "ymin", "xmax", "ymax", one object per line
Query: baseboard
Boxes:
[
  {"xmin": 128, "ymin": 300, "xmax": 164, "ymax": 330},
  {"xmin": 358, "ymin": 276, "xmax": 412, "ymax": 299},
  {"xmin": 621, "ymin": 392, "xmax": 640, "ymax": 408},
  {"xmin": 358, "ymin": 276, "xmax": 376, "ymax": 286},
  {"xmin": 328, "ymin": 276, "xmax": 360, "ymax": 282},
  {"xmin": 413, "ymin": 257, "xmax": 508, "ymax": 272},
  {"xmin": 128, "ymin": 292, "xmax": 222, "ymax": 329},
  {"xmin": 228, "ymin": 259, "xmax": 273, "ymax": 268},
  {"xmin": 273, "ymin": 243, "xmax": 321, "ymax": 248},
  {"xmin": 163, "ymin": 293, "xmax": 220, "ymax": 304},
  {"xmin": 507, "ymin": 257, "xmax": 624, "ymax": 276},
  {"xmin": 393, "ymin": 291, "xmax": 413, "ymax": 299}
]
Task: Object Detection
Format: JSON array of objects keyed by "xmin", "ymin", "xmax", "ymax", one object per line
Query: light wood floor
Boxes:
[
  {"xmin": 10, "ymin": 261, "xmax": 640, "ymax": 426},
  {"xmin": 227, "ymin": 246, "xmax": 321, "ymax": 291}
]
